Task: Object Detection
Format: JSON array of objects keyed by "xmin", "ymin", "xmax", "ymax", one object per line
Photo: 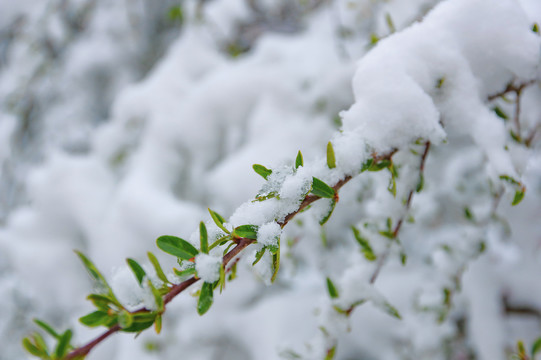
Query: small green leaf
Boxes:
[
  {"xmin": 54, "ymin": 329, "xmax": 72, "ymax": 359},
  {"xmin": 531, "ymin": 337, "xmax": 541, "ymax": 357},
  {"xmin": 174, "ymin": 265, "xmax": 197, "ymax": 277},
  {"xmin": 436, "ymin": 77, "xmax": 445, "ymax": 89},
  {"xmin": 75, "ymin": 251, "xmax": 110, "ymax": 291},
  {"xmin": 325, "ymin": 345, "xmax": 337, "ymax": 360},
  {"xmin": 493, "ymin": 106, "xmax": 509, "ymax": 120},
  {"xmin": 121, "ymin": 313, "xmax": 156, "ymax": 333},
  {"xmin": 219, "ymin": 264, "xmax": 226, "ymax": 293},
  {"xmin": 382, "ymin": 302, "xmax": 402, "ymax": 319},
  {"xmin": 154, "ymin": 314, "xmax": 162, "ymax": 334},
  {"xmin": 385, "ymin": 13, "xmax": 396, "ymax": 33},
  {"xmin": 319, "ymin": 198, "xmax": 337, "ymax": 225},
  {"xmin": 127, "ymin": 258, "xmax": 146, "ymax": 285},
  {"xmin": 510, "ymin": 130, "xmax": 522, "ymax": 143},
  {"xmin": 388, "ymin": 174, "xmax": 397, "ymax": 197},
  {"xmin": 351, "ymin": 226, "xmax": 376, "ymax": 261},
  {"xmin": 86, "ymin": 294, "xmax": 115, "ymax": 310},
  {"xmin": 198, "ymin": 282, "xmax": 214, "ymax": 315},
  {"xmin": 148, "ymin": 280, "xmax": 164, "ymax": 313},
  {"xmin": 253, "ymin": 164, "xmax": 272, "ymax": 180},
  {"xmin": 400, "ymin": 251, "xmax": 407, "ymax": 265},
  {"xmin": 326, "ymin": 277, "xmax": 339, "ymax": 299},
  {"xmin": 416, "ymin": 173, "xmax": 424, "ymax": 192},
  {"xmin": 167, "ymin": 5, "xmax": 184, "ymax": 23},
  {"xmin": 252, "ymin": 247, "xmax": 266, "ymax": 266},
  {"xmin": 33, "ymin": 319, "xmax": 60, "ymax": 340},
  {"xmin": 157, "ymin": 235, "xmax": 199, "ymax": 260},
  {"xmin": 295, "ymin": 150, "xmax": 303, "ymax": 169},
  {"xmin": 79, "ymin": 311, "xmax": 110, "ymax": 327},
  {"xmin": 361, "ymin": 158, "xmax": 374, "ymax": 172},
  {"xmin": 370, "ymin": 33, "xmax": 379, "ymax": 45},
  {"xmin": 22, "ymin": 337, "xmax": 45, "ymax": 357},
  {"xmin": 311, "ymin": 177, "xmax": 335, "ymax": 198},
  {"xmin": 533, "ymin": 23, "xmax": 539, "ymax": 33},
  {"xmin": 118, "ymin": 310, "xmax": 134, "ymax": 329},
  {"xmin": 208, "ymin": 208, "xmax": 230, "ymax": 234},
  {"xmin": 147, "ymin": 252, "xmax": 170, "ymax": 284},
  {"xmin": 499, "ymin": 175, "xmax": 520, "ymax": 186},
  {"xmin": 200, "ymin": 222, "xmax": 208, "ymax": 254},
  {"xmin": 464, "ymin": 207, "xmax": 474, "ymax": 221},
  {"xmin": 327, "ymin": 141, "xmax": 336, "ymax": 169},
  {"xmin": 512, "ymin": 189, "xmax": 525, "ymax": 206},
  {"xmin": 271, "ymin": 239, "xmax": 280, "ymax": 283},
  {"xmin": 233, "ymin": 224, "xmax": 259, "ymax": 240}
]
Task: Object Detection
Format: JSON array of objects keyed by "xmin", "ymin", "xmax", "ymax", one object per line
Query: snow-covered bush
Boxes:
[{"xmin": 1, "ymin": 0, "xmax": 540, "ymax": 359}]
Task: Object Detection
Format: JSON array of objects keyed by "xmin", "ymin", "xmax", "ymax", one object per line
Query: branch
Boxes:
[
  {"xmin": 370, "ymin": 141, "xmax": 431, "ymax": 284},
  {"xmin": 62, "ymin": 149, "xmax": 398, "ymax": 359}
]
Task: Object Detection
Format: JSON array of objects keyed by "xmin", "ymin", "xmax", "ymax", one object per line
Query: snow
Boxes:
[
  {"xmin": 1, "ymin": 0, "xmax": 541, "ymax": 359},
  {"xmin": 256, "ymin": 221, "xmax": 281, "ymax": 247},
  {"xmin": 195, "ymin": 253, "xmax": 222, "ymax": 283}
]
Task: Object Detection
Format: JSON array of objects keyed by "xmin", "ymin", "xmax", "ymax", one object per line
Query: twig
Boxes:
[{"xmin": 370, "ymin": 141, "xmax": 431, "ymax": 284}]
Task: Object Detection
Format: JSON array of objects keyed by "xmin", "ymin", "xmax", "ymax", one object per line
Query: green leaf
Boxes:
[
  {"xmin": 252, "ymin": 164, "xmax": 272, "ymax": 180},
  {"xmin": 154, "ymin": 314, "xmax": 162, "ymax": 334},
  {"xmin": 271, "ymin": 239, "xmax": 280, "ymax": 283},
  {"xmin": 512, "ymin": 189, "xmax": 525, "ymax": 206},
  {"xmin": 319, "ymin": 198, "xmax": 337, "ymax": 225},
  {"xmin": 157, "ymin": 235, "xmax": 199, "ymax": 260},
  {"xmin": 75, "ymin": 251, "xmax": 110, "ymax": 292},
  {"xmin": 361, "ymin": 158, "xmax": 374, "ymax": 172},
  {"xmin": 233, "ymin": 224, "xmax": 259, "ymax": 240},
  {"xmin": 148, "ymin": 280, "xmax": 164, "ymax": 313},
  {"xmin": 127, "ymin": 258, "xmax": 146, "ymax": 285},
  {"xmin": 167, "ymin": 5, "xmax": 183, "ymax": 23},
  {"xmin": 54, "ymin": 329, "xmax": 72, "ymax": 359},
  {"xmin": 351, "ymin": 226, "xmax": 376, "ymax": 261},
  {"xmin": 200, "ymin": 222, "xmax": 208, "ymax": 254},
  {"xmin": 311, "ymin": 177, "xmax": 335, "ymax": 198},
  {"xmin": 121, "ymin": 313, "xmax": 156, "ymax": 333},
  {"xmin": 22, "ymin": 337, "xmax": 46, "ymax": 357},
  {"xmin": 79, "ymin": 311, "xmax": 110, "ymax": 327},
  {"xmin": 533, "ymin": 23, "xmax": 539, "ymax": 34},
  {"xmin": 118, "ymin": 310, "xmax": 133, "ymax": 329},
  {"xmin": 416, "ymin": 173, "xmax": 424, "ymax": 192},
  {"xmin": 252, "ymin": 247, "xmax": 266, "ymax": 266},
  {"xmin": 493, "ymin": 106, "xmax": 509, "ymax": 120},
  {"xmin": 147, "ymin": 252, "xmax": 170, "ymax": 284},
  {"xmin": 436, "ymin": 77, "xmax": 445, "ymax": 89},
  {"xmin": 499, "ymin": 175, "xmax": 520, "ymax": 186},
  {"xmin": 388, "ymin": 174, "xmax": 397, "ymax": 197},
  {"xmin": 531, "ymin": 337, "xmax": 541, "ymax": 357},
  {"xmin": 208, "ymin": 208, "xmax": 230, "ymax": 234},
  {"xmin": 325, "ymin": 345, "xmax": 337, "ymax": 360},
  {"xmin": 197, "ymin": 282, "xmax": 214, "ymax": 315},
  {"xmin": 464, "ymin": 207, "xmax": 474, "ymax": 221},
  {"xmin": 326, "ymin": 277, "xmax": 339, "ymax": 299},
  {"xmin": 173, "ymin": 266, "xmax": 197, "ymax": 278},
  {"xmin": 382, "ymin": 302, "xmax": 402, "ymax": 319},
  {"xmin": 326, "ymin": 141, "xmax": 336, "ymax": 169},
  {"xmin": 33, "ymin": 319, "xmax": 60, "ymax": 340},
  {"xmin": 86, "ymin": 294, "xmax": 114, "ymax": 310},
  {"xmin": 295, "ymin": 150, "xmax": 303, "ymax": 169},
  {"xmin": 385, "ymin": 12, "xmax": 396, "ymax": 33}
]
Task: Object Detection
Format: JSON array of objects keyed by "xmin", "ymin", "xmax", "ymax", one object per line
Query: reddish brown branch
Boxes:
[{"xmin": 63, "ymin": 149, "xmax": 398, "ymax": 359}]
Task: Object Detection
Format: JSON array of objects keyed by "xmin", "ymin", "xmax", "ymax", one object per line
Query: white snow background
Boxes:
[{"xmin": 1, "ymin": 0, "xmax": 541, "ymax": 359}]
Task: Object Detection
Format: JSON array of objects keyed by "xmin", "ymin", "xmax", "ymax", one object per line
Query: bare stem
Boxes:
[{"xmin": 370, "ymin": 141, "xmax": 431, "ymax": 284}]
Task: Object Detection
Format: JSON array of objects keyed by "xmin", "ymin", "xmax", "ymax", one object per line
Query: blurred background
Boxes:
[{"xmin": 1, "ymin": 1, "xmax": 540, "ymax": 359}]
